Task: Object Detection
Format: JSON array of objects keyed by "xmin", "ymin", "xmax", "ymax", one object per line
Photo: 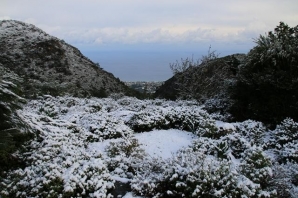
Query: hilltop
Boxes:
[
  {"xmin": 155, "ymin": 54, "xmax": 245, "ymax": 100},
  {"xmin": 154, "ymin": 54, "xmax": 246, "ymax": 119},
  {"xmin": 0, "ymin": 20, "xmax": 133, "ymax": 98},
  {"xmin": 0, "ymin": 19, "xmax": 137, "ymax": 173}
]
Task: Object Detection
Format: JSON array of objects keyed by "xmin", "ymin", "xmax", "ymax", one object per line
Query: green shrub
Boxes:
[
  {"xmin": 191, "ymin": 133, "xmax": 251, "ymax": 159},
  {"xmin": 266, "ymin": 118, "xmax": 298, "ymax": 162},
  {"xmin": 105, "ymin": 138, "xmax": 146, "ymax": 179},
  {"xmin": 131, "ymin": 147, "xmax": 276, "ymax": 197},
  {"xmin": 126, "ymin": 105, "xmax": 217, "ymax": 136},
  {"xmin": 87, "ymin": 115, "xmax": 133, "ymax": 141},
  {"xmin": 0, "ymin": 78, "xmax": 33, "ymax": 173},
  {"xmin": 240, "ymin": 147, "xmax": 273, "ymax": 189},
  {"xmin": 231, "ymin": 22, "xmax": 298, "ymax": 125},
  {"xmin": 234, "ymin": 120, "xmax": 266, "ymax": 146},
  {"xmin": 269, "ymin": 162, "xmax": 298, "ymax": 197}
]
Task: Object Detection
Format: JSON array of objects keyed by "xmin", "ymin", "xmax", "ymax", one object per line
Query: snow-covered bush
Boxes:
[
  {"xmin": 24, "ymin": 96, "xmax": 134, "ymax": 141},
  {"xmin": 220, "ymin": 133, "xmax": 251, "ymax": 158},
  {"xmin": 106, "ymin": 138, "xmax": 144, "ymax": 158},
  {"xmin": 191, "ymin": 137, "xmax": 218, "ymax": 154},
  {"xmin": 156, "ymin": 149, "xmax": 238, "ymax": 198},
  {"xmin": 270, "ymin": 118, "xmax": 298, "ymax": 147},
  {"xmin": 269, "ymin": 161, "xmax": 298, "ymax": 197},
  {"xmin": 190, "ymin": 137, "xmax": 230, "ymax": 159},
  {"xmin": 203, "ymin": 121, "xmax": 235, "ymax": 139},
  {"xmin": 109, "ymin": 92, "xmax": 125, "ymax": 100},
  {"xmin": 1, "ymin": 95, "xmax": 295, "ymax": 197},
  {"xmin": 231, "ymin": 22, "xmax": 298, "ymax": 124},
  {"xmin": 2, "ymin": 157, "xmax": 114, "ymax": 198},
  {"xmin": 116, "ymin": 96, "xmax": 139, "ymax": 107},
  {"xmin": 203, "ymin": 95, "xmax": 233, "ymax": 121},
  {"xmin": 126, "ymin": 105, "xmax": 217, "ymax": 136},
  {"xmin": 1, "ymin": 100, "xmax": 115, "ymax": 197},
  {"xmin": 130, "ymin": 157, "xmax": 166, "ymax": 197},
  {"xmin": 165, "ymin": 106, "xmax": 217, "ymax": 135},
  {"xmin": 267, "ymin": 118, "xmax": 298, "ymax": 162},
  {"xmin": 38, "ymin": 100, "xmax": 59, "ymax": 118},
  {"xmin": 279, "ymin": 141, "xmax": 298, "ymax": 162},
  {"xmin": 240, "ymin": 146, "xmax": 273, "ymax": 189},
  {"xmin": 126, "ymin": 106, "xmax": 167, "ymax": 132},
  {"xmin": 234, "ymin": 120, "xmax": 266, "ymax": 145},
  {"xmin": 86, "ymin": 114, "xmax": 133, "ymax": 141},
  {"xmin": 1, "ymin": 143, "xmax": 114, "ymax": 198},
  {"xmin": 131, "ymin": 147, "xmax": 275, "ymax": 197},
  {"xmin": 191, "ymin": 133, "xmax": 251, "ymax": 159},
  {"xmin": 105, "ymin": 137, "xmax": 147, "ymax": 179}
]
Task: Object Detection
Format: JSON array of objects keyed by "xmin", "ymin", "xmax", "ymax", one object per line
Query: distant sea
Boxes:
[
  {"xmin": 82, "ymin": 46, "xmax": 249, "ymax": 82},
  {"xmin": 84, "ymin": 51, "xmax": 203, "ymax": 82}
]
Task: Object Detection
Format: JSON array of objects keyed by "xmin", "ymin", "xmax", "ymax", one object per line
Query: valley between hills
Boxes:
[{"xmin": 1, "ymin": 20, "xmax": 298, "ymax": 197}]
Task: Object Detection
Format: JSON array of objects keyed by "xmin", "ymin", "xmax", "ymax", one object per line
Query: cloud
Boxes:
[
  {"xmin": 48, "ymin": 25, "xmax": 260, "ymax": 48},
  {"xmin": 0, "ymin": 16, "xmax": 11, "ymax": 20},
  {"xmin": 1, "ymin": 0, "xmax": 297, "ymax": 51}
]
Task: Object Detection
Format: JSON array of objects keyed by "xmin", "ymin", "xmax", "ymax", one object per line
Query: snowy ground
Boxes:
[
  {"xmin": 91, "ymin": 129, "xmax": 196, "ymax": 160},
  {"xmin": 94, "ymin": 129, "xmax": 197, "ymax": 198},
  {"xmin": 1, "ymin": 96, "xmax": 297, "ymax": 197}
]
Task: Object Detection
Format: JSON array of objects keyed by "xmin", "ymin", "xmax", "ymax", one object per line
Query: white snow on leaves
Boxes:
[
  {"xmin": 1, "ymin": 95, "xmax": 297, "ymax": 197},
  {"xmin": 91, "ymin": 129, "xmax": 196, "ymax": 160}
]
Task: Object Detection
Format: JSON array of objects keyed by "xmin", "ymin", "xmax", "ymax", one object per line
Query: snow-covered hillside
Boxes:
[
  {"xmin": 0, "ymin": 20, "xmax": 130, "ymax": 98},
  {"xmin": 1, "ymin": 96, "xmax": 298, "ymax": 197}
]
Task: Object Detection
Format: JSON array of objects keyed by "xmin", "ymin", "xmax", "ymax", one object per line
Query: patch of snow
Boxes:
[
  {"xmin": 215, "ymin": 120, "xmax": 235, "ymax": 131},
  {"xmin": 122, "ymin": 192, "xmax": 142, "ymax": 198},
  {"xmin": 111, "ymin": 176, "xmax": 131, "ymax": 183},
  {"xmin": 111, "ymin": 110, "xmax": 136, "ymax": 122},
  {"xmin": 90, "ymin": 129, "xmax": 196, "ymax": 160},
  {"xmin": 135, "ymin": 129, "xmax": 196, "ymax": 159},
  {"xmin": 88, "ymin": 138, "xmax": 120, "ymax": 155}
]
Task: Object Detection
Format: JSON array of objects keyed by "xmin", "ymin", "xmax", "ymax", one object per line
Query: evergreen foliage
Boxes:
[
  {"xmin": 231, "ymin": 22, "xmax": 298, "ymax": 124},
  {"xmin": 1, "ymin": 95, "xmax": 297, "ymax": 197},
  {"xmin": 0, "ymin": 67, "xmax": 33, "ymax": 173},
  {"xmin": 126, "ymin": 103, "xmax": 217, "ymax": 135},
  {"xmin": 1, "ymin": 20, "xmax": 298, "ymax": 197}
]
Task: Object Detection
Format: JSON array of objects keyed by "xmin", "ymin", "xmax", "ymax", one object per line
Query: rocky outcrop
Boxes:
[{"xmin": 0, "ymin": 20, "xmax": 130, "ymax": 98}]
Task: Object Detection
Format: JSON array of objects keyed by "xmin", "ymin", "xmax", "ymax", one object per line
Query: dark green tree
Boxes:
[{"xmin": 231, "ymin": 22, "xmax": 298, "ymax": 125}]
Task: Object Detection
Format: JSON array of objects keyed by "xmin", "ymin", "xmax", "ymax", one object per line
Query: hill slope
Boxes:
[
  {"xmin": 0, "ymin": 20, "xmax": 130, "ymax": 97},
  {"xmin": 155, "ymin": 54, "xmax": 245, "ymax": 100},
  {"xmin": 0, "ymin": 66, "xmax": 33, "ymax": 171},
  {"xmin": 155, "ymin": 54, "xmax": 246, "ymax": 115}
]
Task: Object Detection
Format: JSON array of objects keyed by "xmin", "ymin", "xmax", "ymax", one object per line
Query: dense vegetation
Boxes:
[
  {"xmin": 1, "ymin": 96, "xmax": 297, "ymax": 197},
  {"xmin": 156, "ymin": 22, "xmax": 298, "ymax": 126},
  {"xmin": 0, "ymin": 96, "xmax": 298, "ymax": 197},
  {"xmin": 231, "ymin": 22, "xmax": 298, "ymax": 125},
  {"xmin": 1, "ymin": 21, "xmax": 298, "ymax": 197},
  {"xmin": 0, "ymin": 66, "xmax": 33, "ymax": 173}
]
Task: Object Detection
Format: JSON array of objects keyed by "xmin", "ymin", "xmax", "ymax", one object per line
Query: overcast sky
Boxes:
[
  {"xmin": 1, "ymin": 0, "xmax": 298, "ymax": 81},
  {"xmin": 2, "ymin": 0, "xmax": 297, "ymax": 51}
]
